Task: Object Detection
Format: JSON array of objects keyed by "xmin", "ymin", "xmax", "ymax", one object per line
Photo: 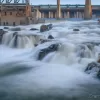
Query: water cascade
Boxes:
[{"xmin": 0, "ymin": 21, "xmax": 100, "ymax": 100}]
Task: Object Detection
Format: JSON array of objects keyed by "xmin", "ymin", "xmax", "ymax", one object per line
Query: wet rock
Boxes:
[
  {"xmin": 48, "ymin": 35, "xmax": 54, "ymax": 39},
  {"xmin": 85, "ymin": 62, "xmax": 100, "ymax": 79},
  {"xmin": 0, "ymin": 29, "xmax": 6, "ymax": 43},
  {"xmin": 40, "ymin": 24, "xmax": 53, "ymax": 32},
  {"xmin": 10, "ymin": 27, "xmax": 21, "ymax": 31},
  {"xmin": 86, "ymin": 43, "xmax": 94, "ymax": 51},
  {"xmin": 97, "ymin": 53, "xmax": 100, "ymax": 63},
  {"xmin": 77, "ymin": 45, "xmax": 92, "ymax": 58},
  {"xmin": 4, "ymin": 27, "xmax": 9, "ymax": 29},
  {"xmin": 98, "ymin": 59, "xmax": 100, "ymax": 63},
  {"xmin": 47, "ymin": 24, "xmax": 53, "ymax": 30},
  {"xmin": 34, "ymin": 44, "xmax": 38, "ymax": 47},
  {"xmin": 73, "ymin": 29, "xmax": 80, "ymax": 31},
  {"xmin": 40, "ymin": 25, "xmax": 48, "ymax": 32},
  {"xmin": 38, "ymin": 43, "xmax": 59, "ymax": 60},
  {"xmin": 40, "ymin": 39, "xmax": 51, "ymax": 44},
  {"xmin": 0, "ymin": 29, "xmax": 6, "ymax": 34},
  {"xmin": 13, "ymin": 32, "xmax": 18, "ymax": 47},
  {"xmin": 83, "ymin": 42, "xmax": 100, "ymax": 46},
  {"xmin": 13, "ymin": 32, "xmax": 18, "ymax": 37},
  {"xmin": 30, "ymin": 28, "xmax": 38, "ymax": 31},
  {"xmin": 98, "ymin": 19, "xmax": 100, "ymax": 24}
]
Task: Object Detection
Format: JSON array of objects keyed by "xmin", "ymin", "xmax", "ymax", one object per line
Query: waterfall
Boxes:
[
  {"xmin": 0, "ymin": 20, "xmax": 100, "ymax": 100},
  {"xmin": 1, "ymin": 31, "xmax": 46, "ymax": 48}
]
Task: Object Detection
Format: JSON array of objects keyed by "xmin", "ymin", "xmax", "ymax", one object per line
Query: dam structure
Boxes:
[{"xmin": 0, "ymin": 0, "xmax": 100, "ymax": 25}]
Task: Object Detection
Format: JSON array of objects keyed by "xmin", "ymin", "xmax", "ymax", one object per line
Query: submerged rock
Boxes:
[
  {"xmin": 73, "ymin": 29, "xmax": 80, "ymax": 31},
  {"xmin": 47, "ymin": 24, "xmax": 53, "ymax": 30},
  {"xmin": 30, "ymin": 28, "xmax": 38, "ymax": 31},
  {"xmin": 0, "ymin": 29, "xmax": 6, "ymax": 43},
  {"xmin": 40, "ymin": 39, "xmax": 51, "ymax": 44},
  {"xmin": 83, "ymin": 42, "xmax": 100, "ymax": 46},
  {"xmin": 38, "ymin": 43, "xmax": 59, "ymax": 60},
  {"xmin": 13, "ymin": 32, "xmax": 18, "ymax": 47},
  {"xmin": 13, "ymin": 32, "xmax": 18, "ymax": 37},
  {"xmin": 85, "ymin": 62, "xmax": 100, "ymax": 79},
  {"xmin": 77, "ymin": 45, "xmax": 92, "ymax": 58},
  {"xmin": 0, "ymin": 29, "xmax": 6, "ymax": 34},
  {"xmin": 34, "ymin": 44, "xmax": 38, "ymax": 47},
  {"xmin": 10, "ymin": 27, "xmax": 21, "ymax": 31},
  {"xmin": 40, "ymin": 24, "xmax": 53, "ymax": 32},
  {"xmin": 98, "ymin": 19, "xmax": 100, "ymax": 24},
  {"xmin": 48, "ymin": 35, "xmax": 54, "ymax": 39},
  {"xmin": 4, "ymin": 27, "xmax": 9, "ymax": 29}
]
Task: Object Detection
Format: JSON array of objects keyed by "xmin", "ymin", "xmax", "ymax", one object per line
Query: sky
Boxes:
[{"xmin": 31, "ymin": 0, "xmax": 100, "ymax": 5}]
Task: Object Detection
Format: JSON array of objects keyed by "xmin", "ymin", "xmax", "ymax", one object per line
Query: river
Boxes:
[{"xmin": 0, "ymin": 20, "xmax": 100, "ymax": 100}]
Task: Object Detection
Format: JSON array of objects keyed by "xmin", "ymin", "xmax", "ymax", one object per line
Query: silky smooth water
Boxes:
[{"xmin": 0, "ymin": 20, "xmax": 100, "ymax": 100}]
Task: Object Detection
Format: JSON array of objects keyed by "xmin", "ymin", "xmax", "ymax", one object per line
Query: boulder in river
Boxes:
[
  {"xmin": 0, "ymin": 29, "xmax": 6, "ymax": 34},
  {"xmin": 0, "ymin": 29, "xmax": 6, "ymax": 43},
  {"xmin": 30, "ymin": 28, "xmax": 38, "ymax": 31},
  {"xmin": 40, "ymin": 39, "xmax": 51, "ymax": 44},
  {"xmin": 38, "ymin": 43, "xmax": 59, "ymax": 60},
  {"xmin": 13, "ymin": 32, "xmax": 18, "ymax": 47},
  {"xmin": 10, "ymin": 27, "xmax": 21, "ymax": 31},
  {"xmin": 40, "ymin": 24, "xmax": 53, "ymax": 32},
  {"xmin": 4, "ymin": 27, "xmax": 9, "ymax": 29},
  {"xmin": 98, "ymin": 19, "xmax": 100, "ymax": 24},
  {"xmin": 85, "ymin": 62, "xmax": 100, "ymax": 79},
  {"xmin": 48, "ymin": 35, "xmax": 54, "ymax": 39},
  {"xmin": 47, "ymin": 24, "xmax": 53, "ymax": 30},
  {"xmin": 73, "ymin": 29, "xmax": 80, "ymax": 31},
  {"xmin": 97, "ymin": 53, "xmax": 100, "ymax": 63}
]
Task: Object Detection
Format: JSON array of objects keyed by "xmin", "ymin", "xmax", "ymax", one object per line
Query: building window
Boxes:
[
  {"xmin": 6, "ymin": 22, "xmax": 8, "ymax": 25},
  {"xmin": 10, "ymin": 12, "xmax": 12, "ymax": 15},
  {"xmin": 3, "ymin": 22, "xmax": 5, "ymax": 26},
  {"xmin": 13, "ymin": 22, "xmax": 16, "ymax": 26},
  {"xmin": 5, "ymin": 12, "xmax": 7, "ymax": 16}
]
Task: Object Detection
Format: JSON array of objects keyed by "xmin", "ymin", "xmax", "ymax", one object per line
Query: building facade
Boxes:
[
  {"xmin": 0, "ymin": 0, "xmax": 100, "ymax": 26},
  {"xmin": 0, "ymin": 0, "xmax": 36, "ymax": 26}
]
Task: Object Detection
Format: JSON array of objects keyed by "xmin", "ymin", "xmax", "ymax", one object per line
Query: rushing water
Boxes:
[{"xmin": 0, "ymin": 20, "xmax": 100, "ymax": 100}]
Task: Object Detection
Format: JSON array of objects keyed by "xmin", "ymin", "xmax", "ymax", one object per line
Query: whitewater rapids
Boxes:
[{"xmin": 0, "ymin": 20, "xmax": 100, "ymax": 100}]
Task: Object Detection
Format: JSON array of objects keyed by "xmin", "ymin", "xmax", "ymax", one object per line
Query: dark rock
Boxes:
[
  {"xmin": 47, "ymin": 24, "xmax": 53, "ymax": 30},
  {"xmin": 73, "ymin": 29, "xmax": 80, "ymax": 31},
  {"xmin": 13, "ymin": 32, "xmax": 18, "ymax": 47},
  {"xmin": 83, "ymin": 42, "xmax": 100, "ymax": 46},
  {"xmin": 40, "ymin": 24, "xmax": 53, "ymax": 32},
  {"xmin": 97, "ymin": 53, "xmax": 100, "ymax": 63},
  {"xmin": 40, "ymin": 25, "xmax": 48, "ymax": 32},
  {"xmin": 48, "ymin": 35, "xmax": 54, "ymax": 39},
  {"xmin": 38, "ymin": 43, "xmax": 59, "ymax": 60},
  {"xmin": 0, "ymin": 29, "xmax": 6, "ymax": 43},
  {"xmin": 98, "ymin": 59, "xmax": 100, "ymax": 63},
  {"xmin": 4, "ymin": 27, "xmax": 9, "ymax": 29},
  {"xmin": 40, "ymin": 39, "xmax": 51, "ymax": 44},
  {"xmin": 10, "ymin": 27, "xmax": 21, "ymax": 31},
  {"xmin": 34, "ymin": 44, "xmax": 38, "ymax": 47},
  {"xmin": 30, "ymin": 28, "xmax": 38, "ymax": 31},
  {"xmin": 13, "ymin": 32, "xmax": 18, "ymax": 37},
  {"xmin": 77, "ymin": 45, "xmax": 91, "ymax": 58},
  {"xmin": 85, "ymin": 62, "xmax": 100, "ymax": 79},
  {"xmin": 86, "ymin": 43, "xmax": 94, "ymax": 51},
  {"xmin": 0, "ymin": 29, "xmax": 6, "ymax": 34},
  {"xmin": 98, "ymin": 19, "xmax": 100, "ymax": 24}
]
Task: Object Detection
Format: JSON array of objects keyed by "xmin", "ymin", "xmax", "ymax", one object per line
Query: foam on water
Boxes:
[{"xmin": 0, "ymin": 20, "xmax": 100, "ymax": 99}]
